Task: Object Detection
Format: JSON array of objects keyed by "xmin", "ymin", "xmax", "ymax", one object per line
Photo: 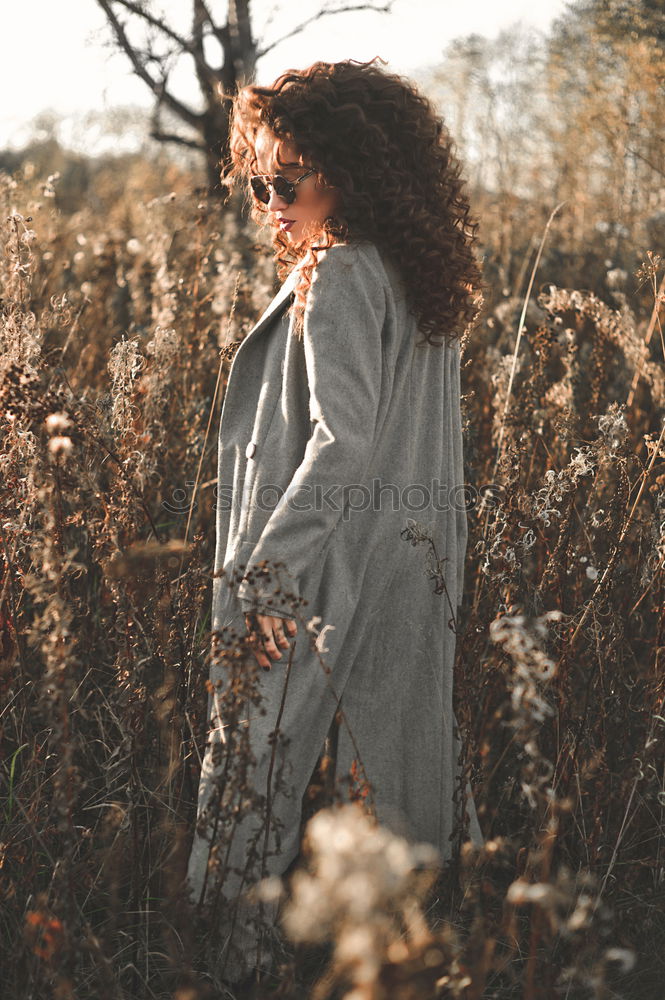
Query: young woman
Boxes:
[{"xmin": 186, "ymin": 56, "xmax": 486, "ymax": 987}]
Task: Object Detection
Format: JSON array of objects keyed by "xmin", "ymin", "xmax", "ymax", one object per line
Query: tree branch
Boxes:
[
  {"xmin": 148, "ymin": 129, "xmax": 206, "ymax": 150},
  {"xmin": 105, "ymin": 0, "xmax": 198, "ymax": 54},
  {"xmin": 255, "ymin": 1, "xmax": 396, "ymax": 60},
  {"xmin": 196, "ymin": 0, "xmax": 232, "ymax": 66},
  {"xmin": 627, "ymin": 144, "xmax": 665, "ymax": 179},
  {"xmin": 192, "ymin": 0, "xmax": 216, "ymax": 101},
  {"xmin": 591, "ymin": 109, "xmax": 665, "ymax": 179},
  {"xmin": 95, "ymin": 0, "xmax": 204, "ymax": 130},
  {"xmin": 228, "ymin": 0, "xmax": 257, "ymax": 84}
]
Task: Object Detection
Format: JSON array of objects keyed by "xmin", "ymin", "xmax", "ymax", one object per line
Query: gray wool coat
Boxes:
[{"xmin": 186, "ymin": 241, "xmax": 484, "ymax": 978}]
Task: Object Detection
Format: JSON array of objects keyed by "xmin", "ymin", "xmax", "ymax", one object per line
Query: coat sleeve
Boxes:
[{"xmin": 236, "ymin": 243, "xmax": 387, "ymax": 618}]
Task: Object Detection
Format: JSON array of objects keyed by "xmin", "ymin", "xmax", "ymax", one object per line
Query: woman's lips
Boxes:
[{"xmin": 279, "ymin": 219, "xmax": 295, "ymax": 231}]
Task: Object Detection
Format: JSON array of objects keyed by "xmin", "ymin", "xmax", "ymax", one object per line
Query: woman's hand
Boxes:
[{"xmin": 244, "ymin": 611, "xmax": 298, "ymax": 670}]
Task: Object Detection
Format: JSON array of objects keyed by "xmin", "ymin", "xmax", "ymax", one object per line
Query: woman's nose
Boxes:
[{"xmin": 267, "ymin": 186, "xmax": 290, "ymax": 212}]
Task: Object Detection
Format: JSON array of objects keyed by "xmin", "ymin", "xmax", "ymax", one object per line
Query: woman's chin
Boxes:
[{"xmin": 273, "ymin": 222, "xmax": 312, "ymax": 246}]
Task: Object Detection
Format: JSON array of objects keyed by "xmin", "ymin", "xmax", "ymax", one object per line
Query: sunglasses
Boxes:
[{"xmin": 250, "ymin": 167, "xmax": 317, "ymax": 205}]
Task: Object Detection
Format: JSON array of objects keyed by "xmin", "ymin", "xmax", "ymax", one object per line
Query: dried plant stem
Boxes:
[
  {"xmin": 626, "ymin": 268, "xmax": 665, "ymax": 409},
  {"xmin": 568, "ymin": 416, "xmax": 665, "ymax": 648},
  {"xmin": 175, "ymin": 271, "xmax": 241, "ymax": 589},
  {"xmin": 594, "ymin": 686, "xmax": 665, "ymax": 911},
  {"xmin": 255, "ymin": 638, "xmax": 297, "ymax": 970},
  {"xmin": 261, "ymin": 640, "xmax": 296, "ymax": 880},
  {"xmin": 480, "ymin": 200, "xmax": 567, "ymax": 516},
  {"xmin": 473, "ymin": 202, "xmax": 566, "ymax": 618}
]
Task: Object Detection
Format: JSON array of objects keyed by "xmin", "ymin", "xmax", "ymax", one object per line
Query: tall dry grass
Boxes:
[{"xmin": 0, "ymin": 157, "xmax": 663, "ymax": 1000}]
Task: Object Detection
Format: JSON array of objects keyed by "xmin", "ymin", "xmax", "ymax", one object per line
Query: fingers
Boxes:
[
  {"xmin": 272, "ymin": 616, "xmax": 291, "ymax": 651},
  {"xmin": 244, "ymin": 613, "xmax": 274, "ymax": 669},
  {"xmin": 244, "ymin": 612, "xmax": 297, "ymax": 670}
]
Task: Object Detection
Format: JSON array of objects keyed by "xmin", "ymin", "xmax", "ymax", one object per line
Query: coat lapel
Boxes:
[{"xmin": 236, "ymin": 264, "xmax": 300, "ymax": 356}]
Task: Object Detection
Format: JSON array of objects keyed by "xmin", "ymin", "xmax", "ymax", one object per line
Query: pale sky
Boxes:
[{"xmin": 1, "ymin": 0, "xmax": 569, "ymax": 155}]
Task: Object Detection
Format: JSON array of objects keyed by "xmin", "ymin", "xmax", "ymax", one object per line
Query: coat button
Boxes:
[{"xmin": 245, "ymin": 440, "xmax": 257, "ymax": 459}]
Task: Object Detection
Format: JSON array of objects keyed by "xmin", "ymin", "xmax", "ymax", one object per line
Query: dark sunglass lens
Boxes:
[
  {"xmin": 250, "ymin": 177, "xmax": 270, "ymax": 203},
  {"xmin": 273, "ymin": 176, "xmax": 296, "ymax": 203}
]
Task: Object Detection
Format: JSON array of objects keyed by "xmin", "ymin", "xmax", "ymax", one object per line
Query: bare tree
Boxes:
[{"xmin": 95, "ymin": 0, "xmax": 395, "ymax": 193}]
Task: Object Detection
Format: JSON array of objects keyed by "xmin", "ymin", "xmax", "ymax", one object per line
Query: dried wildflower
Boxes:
[
  {"xmin": 145, "ymin": 325, "xmax": 180, "ymax": 361},
  {"xmin": 489, "ymin": 609, "xmax": 562, "ymax": 774},
  {"xmin": 605, "ymin": 267, "xmax": 627, "ymax": 290},
  {"xmin": 569, "ymin": 446, "xmax": 597, "ymax": 478},
  {"xmin": 41, "ymin": 172, "xmax": 60, "ymax": 198},
  {"xmin": 634, "ymin": 250, "xmax": 662, "ymax": 292},
  {"xmin": 596, "ymin": 402, "xmax": 628, "ymax": 456},
  {"xmin": 107, "ymin": 336, "xmax": 146, "ymax": 431},
  {"xmin": 281, "ymin": 803, "xmax": 440, "ymax": 943},
  {"xmin": 45, "ymin": 412, "xmax": 73, "ymax": 435},
  {"xmin": 590, "ymin": 508, "xmax": 605, "ymax": 528},
  {"xmin": 48, "ymin": 435, "xmax": 73, "ymax": 458},
  {"xmin": 603, "ymin": 947, "xmax": 636, "ymax": 972},
  {"xmin": 303, "ymin": 616, "xmax": 336, "ymax": 654},
  {"xmin": 506, "ymin": 878, "xmax": 558, "ymax": 905}
]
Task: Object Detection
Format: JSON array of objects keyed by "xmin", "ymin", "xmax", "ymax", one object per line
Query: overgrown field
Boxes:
[{"xmin": 1, "ymin": 158, "xmax": 663, "ymax": 999}]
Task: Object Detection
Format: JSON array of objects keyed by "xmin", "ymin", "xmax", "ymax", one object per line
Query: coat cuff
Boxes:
[
  {"xmin": 238, "ymin": 597, "xmax": 296, "ymax": 620},
  {"xmin": 235, "ymin": 558, "xmax": 300, "ymax": 620}
]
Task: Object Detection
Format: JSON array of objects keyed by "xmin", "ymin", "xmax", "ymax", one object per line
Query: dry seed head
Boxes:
[
  {"xmin": 45, "ymin": 411, "xmax": 73, "ymax": 435},
  {"xmin": 48, "ymin": 435, "xmax": 73, "ymax": 458}
]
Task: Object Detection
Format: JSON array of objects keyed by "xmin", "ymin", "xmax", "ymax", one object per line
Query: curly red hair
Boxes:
[{"xmin": 223, "ymin": 56, "xmax": 485, "ymax": 347}]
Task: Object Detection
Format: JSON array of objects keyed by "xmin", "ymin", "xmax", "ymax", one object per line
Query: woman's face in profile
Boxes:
[{"xmin": 253, "ymin": 127, "xmax": 341, "ymax": 244}]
